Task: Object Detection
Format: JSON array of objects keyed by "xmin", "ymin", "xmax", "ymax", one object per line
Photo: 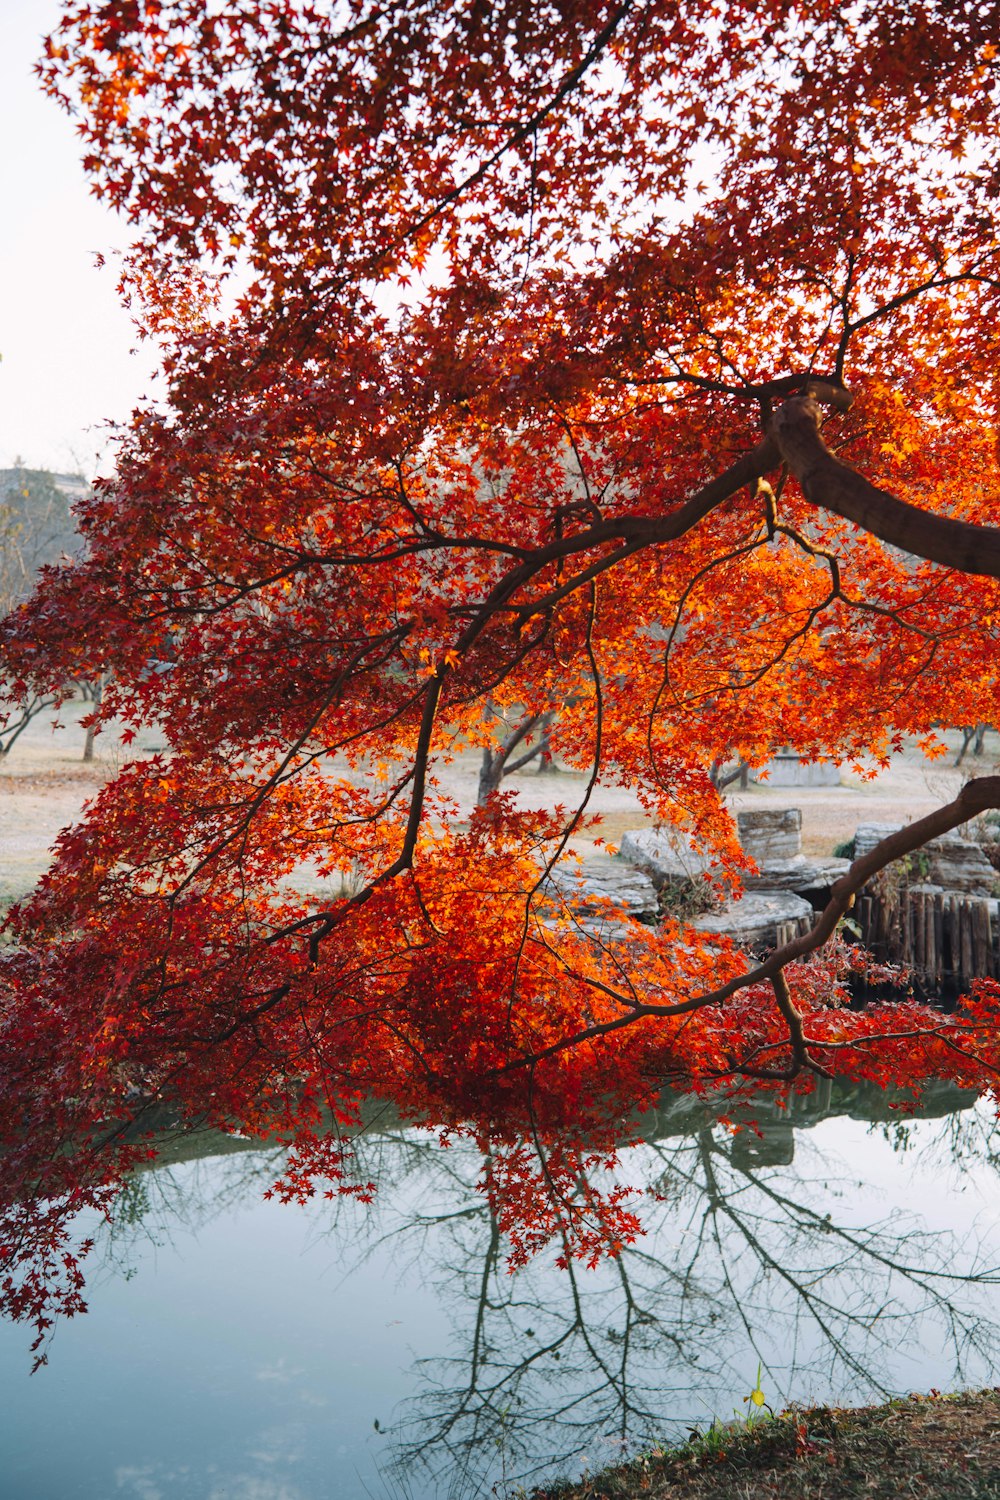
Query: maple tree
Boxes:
[{"xmin": 4, "ymin": 0, "xmax": 1000, "ymax": 1357}]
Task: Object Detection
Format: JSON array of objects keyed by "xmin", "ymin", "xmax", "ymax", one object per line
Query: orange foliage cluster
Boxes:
[{"xmin": 4, "ymin": 0, "xmax": 1000, "ymax": 1356}]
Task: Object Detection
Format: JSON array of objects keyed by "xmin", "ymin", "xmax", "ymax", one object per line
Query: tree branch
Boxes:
[
  {"xmin": 771, "ymin": 389, "xmax": 1000, "ymax": 579},
  {"xmin": 492, "ymin": 776, "xmax": 1000, "ymax": 1076}
]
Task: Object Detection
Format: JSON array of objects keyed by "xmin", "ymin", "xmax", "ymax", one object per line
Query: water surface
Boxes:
[{"xmin": 3, "ymin": 1084, "xmax": 1000, "ymax": 1499}]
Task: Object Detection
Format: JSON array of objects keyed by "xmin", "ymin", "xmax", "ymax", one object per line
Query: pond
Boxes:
[{"xmin": 3, "ymin": 1082, "xmax": 1000, "ymax": 1500}]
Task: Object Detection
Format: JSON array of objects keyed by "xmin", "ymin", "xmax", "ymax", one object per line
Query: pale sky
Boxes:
[{"xmin": 1, "ymin": 2, "xmax": 160, "ymax": 478}]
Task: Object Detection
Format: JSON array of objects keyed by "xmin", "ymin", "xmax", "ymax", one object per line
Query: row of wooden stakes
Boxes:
[{"xmin": 854, "ymin": 887, "xmax": 997, "ymax": 991}]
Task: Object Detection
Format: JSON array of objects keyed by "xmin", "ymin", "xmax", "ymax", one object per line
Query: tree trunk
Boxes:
[{"xmin": 82, "ymin": 673, "xmax": 108, "ymax": 762}]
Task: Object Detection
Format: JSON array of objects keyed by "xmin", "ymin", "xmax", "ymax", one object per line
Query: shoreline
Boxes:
[{"xmin": 522, "ymin": 1388, "xmax": 1000, "ymax": 1500}]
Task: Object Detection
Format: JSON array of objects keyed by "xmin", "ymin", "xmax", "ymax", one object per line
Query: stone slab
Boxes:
[
  {"xmin": 689, "ymin": 889, "xmax": 814, "ymax": 948},
  {"xmin": 853, "ymin": 825, "xmax": 997, "ymax": 895},
  {"xmin": 737, "ymin": 808, "xmax": 802, "ymax": 863},
  {"xmin": 617, "ymin": 827, "xmax": 718, "ymax": 885},
  {"xmin": 543, "ymin": 854, "xmax": 659, "ymax": 923},
  {"xmin": 743, "ymin": 855, "xmax": 851, "ymax": 894},
  {"xmin": 852, "ymin": 823, "xmax": 906, "ymax": 859},
  {"xmin": 751, "ymin": 756, "xmax": 841, "ymax": 788}
]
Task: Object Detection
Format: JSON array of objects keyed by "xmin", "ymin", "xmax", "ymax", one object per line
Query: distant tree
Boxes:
[
  {"xmin": 0, "ymin": 464, "xmax": 77, "ymax": 616},
  {"xmin": 955, "ymin": 725, "xmax": 991, "ymax": 768},
  {"xmin": 477, "ymin": 707, "xmax": 557, "ymax": 805},
  {"xmin": 0, "ymin": 466, "xmax": 84, "ymax": 756}
]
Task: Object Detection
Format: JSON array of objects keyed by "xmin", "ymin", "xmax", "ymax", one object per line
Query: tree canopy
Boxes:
[{"xmin": 5, "ymin": 0, "xmax": 1000, "ymax": 1358}]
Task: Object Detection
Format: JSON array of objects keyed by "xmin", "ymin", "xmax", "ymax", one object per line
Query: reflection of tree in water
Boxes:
[
  {"xmin": 372, "ymin": 1089, "xmax": 1000, "ymax": 1499},
  {"xmin": 98, "ymin": 1131, "xmax": 285, "ymax": 1284},
  {"xmin": 871, "ymin": 1089, "xmax": 1000, "ymax": 1177},
  {"xmin": 93, "ymin": 1090, "xmax": 1000, "ymax": 1500}
]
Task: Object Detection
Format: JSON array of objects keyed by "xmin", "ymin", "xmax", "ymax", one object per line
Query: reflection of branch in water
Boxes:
[
  {"xmin": 377, "ymin": 1109, "xmax": 1000, "ymax": 1499},
  {"xmin": 87, "ymin": 1098, "xmax": 1000, "ymax": 1500},
  {"xmin": 386, "ymin": 1196, "xmax": 710, "ymax": 1498},
  {"xmin": 873, "ymin": 1098, "xmax": 1000, "ymax": 1181},
  {"xmin": 97, "ymin": 1143, "xmax": 287, "ymax": 1284},
  {"xmin": 686, "ymin": 1124, "xmax": 997, "ymax": 1400}
]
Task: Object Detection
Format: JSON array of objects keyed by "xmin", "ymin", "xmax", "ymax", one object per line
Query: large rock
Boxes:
[
  {"xmin": 619, "ymin": 819, "xmax": 847, "ymax": 902},
  {"xmin": 617, "ymin": 827, "xmax": 718, "ymax": 885},
  {"xmin": 543, "ymin": 855, "xmax": 660, "ymax": 924},
  {"xmin": 743, "ymin": 855, "xmax": 851, "ymax": 895},
  {"xmin": 852, "ymin": 823, "xmax": 906, "ymax": 859},
  {"xmin": 737, "ymin": 808, "xmax": 802, "ymax": 863},
  {"xmin": 737, "ymin": 807, "xmax": 848, "ymax": 896},
  {"xmin": 853, "ymin": 825, "xmax": 997, "ymax": 896},
  {"xmin": 921, "ymin": 836, "xmax": 997, "ymax": 896},
  {"xmin": 688, "ymin": 890, "xmax": 815, "ymax": 949}
]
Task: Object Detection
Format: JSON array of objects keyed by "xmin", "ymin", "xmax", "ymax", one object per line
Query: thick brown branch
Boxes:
[
  {"xmin": 771, "ymin": 393, "xmax": 1000, "ymax": 579},
  {"xmin": 461, "ymin": 432, "xmax": 781, "ymax": 636}
]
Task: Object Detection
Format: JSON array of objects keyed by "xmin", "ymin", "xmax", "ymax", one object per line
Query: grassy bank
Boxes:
[{"xmin": 522, "ymin": 1389, "xmax": 1000, "ymax": 1500}]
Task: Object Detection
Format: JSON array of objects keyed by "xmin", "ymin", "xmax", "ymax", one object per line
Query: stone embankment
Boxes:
[
  {"xmin": 617, "ymin": 809, "xmax": 847, "ymax": 950},
  {"xmin": 545, "ymin": 806, "xmax": 1000, "ymax": 992}
]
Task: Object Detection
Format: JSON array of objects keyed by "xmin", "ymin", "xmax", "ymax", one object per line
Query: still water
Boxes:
[{"xmin": 3, "ymin": 1083, "xmax": 1000, "ymax": 1500}]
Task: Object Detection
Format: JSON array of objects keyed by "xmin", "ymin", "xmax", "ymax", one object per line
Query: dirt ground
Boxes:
[
  {"xmin": 2, "ymin": 703, "xmax": 997, "ymax": 907},
  {"xmin": 525, "ymin": 1389, "xmax": 1000, "ymax": 1500}
]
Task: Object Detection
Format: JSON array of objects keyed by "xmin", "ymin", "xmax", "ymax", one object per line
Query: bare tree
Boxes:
[
  {"xmin": 477, "ymin": 706, "xmax": 557, "ymax": 805},
  {"xmin": 0, "ymin": 465, "xmax": 91, "ymax": 758}
]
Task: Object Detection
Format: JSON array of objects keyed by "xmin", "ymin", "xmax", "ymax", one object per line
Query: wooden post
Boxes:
[
  {"xmin": 914, "ymin": 892, "xmax": 926, "ymax": 978},
  {"xmin": 941, "ymin": 895, "xmax": 954, "ymax": 979},
  {"xmin": 903, "ymin": 894, "xmax": 915, "ymax": 966},
  {"xmin": 960, "ymin": 899, "xmax": 975, "ymax": 986},
  {"xmin": 972, "ymin": 899, "xmax": 991, "ymax": 979},
  {"xmin": 964, "ymin": 900, "xmax": 972, "ymax": 982},
  {"xmin": 923, "ymin": 892, "xmax": 937, "ymax": 976}
]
